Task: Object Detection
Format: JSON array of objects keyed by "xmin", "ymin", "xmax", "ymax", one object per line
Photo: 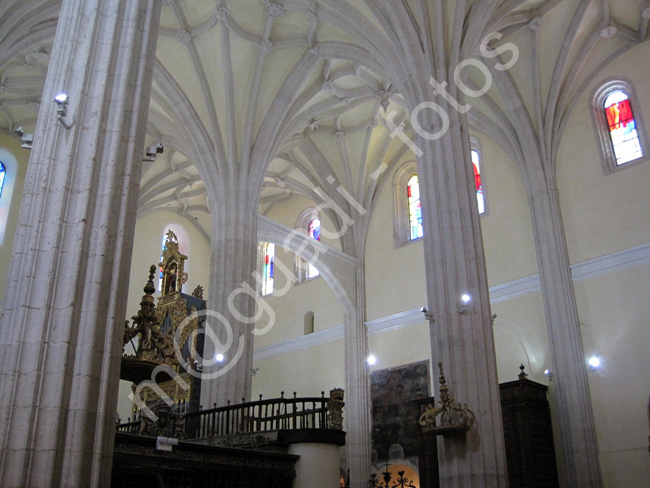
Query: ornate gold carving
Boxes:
[
  {"xmin": 418, "ymin": 362, "xmax": 475, "ymax": 436},
  {"xmin": 159, "ymin": 230, "xmax": 188, "ymax": 297},
  {"xmin": 328, "ymin": 388, "xmax": 345, "ymax": 430},
  {"xmin": 121, "ymin": 256, "xmax": 203, "ymax": 413},
  {"xmin": 192, "ymin": 285, "xmax": 204, "ymax": 299}
]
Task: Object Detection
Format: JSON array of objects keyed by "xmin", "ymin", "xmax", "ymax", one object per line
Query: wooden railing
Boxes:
[
  {"xmin": 116, "ymin": 421, "xmax": 140, "ymax": 434},
  {"xmin": 117, "ymin": 391, "xmax": 341, "ymax": 440}
]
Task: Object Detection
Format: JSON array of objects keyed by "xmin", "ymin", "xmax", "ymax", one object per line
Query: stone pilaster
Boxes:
[
  {"xmin": 200, "ymin": 188, "xmax": 258, "ymax": 409},
  {"xmin": 529, "ymin": 188, "xmax": 603, "ymax": 488},
  {"xmin": 417, "ymin": 111, "xmax": 508, "ymax": 486},
  {"xmin": 0, "ymin": 1, "xmax": 161, "ymax": 486},
  {"xmin": 344, "ymin": 263, "xmax": 371, "ymax": 487}
]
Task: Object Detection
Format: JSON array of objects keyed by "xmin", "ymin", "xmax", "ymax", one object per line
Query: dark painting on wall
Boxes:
[{"xmin": 370, "ymin": 360, "xmax": 430, "ymax": 462}]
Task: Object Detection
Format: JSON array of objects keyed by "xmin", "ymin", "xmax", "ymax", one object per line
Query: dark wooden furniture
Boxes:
[
  {"xmin": 416, "ymin": 374, "xmax": 559, "ymax": 488},
  {"xmin": 499, "ymin": 376, "xmax": 559, "ymax": 488},
  {"xmin": 112, "ymin": 433, "xmax": 298, "ymax": 488}
]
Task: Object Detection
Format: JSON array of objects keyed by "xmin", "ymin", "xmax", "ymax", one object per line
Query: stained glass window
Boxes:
[
  {"xmin": 308, "ymin": 218, "xmax": 321, "ymax": 241},
  {"xmin": 159, "ymin": 231, "xmax": 170, "ymax": 291},
  {"xmin": 407, "ymin": 175, "xmax": 423, "ymax": 240},
  {"xmin": 307, "ymin": 218, "xmax": 320, "ymax": 279},
  {"xmin": 262, "ymin": 242, "xmax": 275, "ymax": 296},
  {"xmin": 604, "ymin": 91, "xmax": 643, "ymax": 165},
  {"xmin": 472, "ymin": 150, "xmax": 485, "ymax": 214},
  {"xmin": 0, "ymin": 162, "xmax": 5, "ymax": 199}
]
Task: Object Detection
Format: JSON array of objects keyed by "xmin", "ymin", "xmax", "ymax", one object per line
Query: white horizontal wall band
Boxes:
[{"xmin": 253, "ymin": 242, "xmax": 650, "ymax": 360}]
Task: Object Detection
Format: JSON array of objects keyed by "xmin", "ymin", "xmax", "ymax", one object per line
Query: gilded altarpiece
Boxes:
[{"xmin": 121, "ymin": 231, "xmax": 206, "ymax": 416}]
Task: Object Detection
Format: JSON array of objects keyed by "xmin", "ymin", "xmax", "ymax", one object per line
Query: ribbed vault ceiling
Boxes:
[{"xmin": 0, "ymin": 0, "xmax": 649, "ymax": 243}]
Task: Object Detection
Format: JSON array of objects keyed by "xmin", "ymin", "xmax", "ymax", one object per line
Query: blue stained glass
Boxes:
[
  {"xmin": 309, "ymin": 218, "xmax": 321, "ymax": 241},
  {"xmin": 0, "ymin": 162, "xmax": 5, "ymax": 199}
]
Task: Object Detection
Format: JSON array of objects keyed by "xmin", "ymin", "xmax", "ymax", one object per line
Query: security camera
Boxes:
[
  {"xmin": 21, "ymin": 133, "xmax": 34, "ymax": 149},
  {"xmin": 15, "ymin": 126, "xmax": 33, "ymax": 149},
  {"xmin": 144, "ymin": 143, "xmax": 164, "ymax": 161}
]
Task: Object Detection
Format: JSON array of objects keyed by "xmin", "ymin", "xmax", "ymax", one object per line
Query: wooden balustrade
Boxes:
[{"xmin": 118, "ymin": 391, "xmax": 341, "ymax": 441}]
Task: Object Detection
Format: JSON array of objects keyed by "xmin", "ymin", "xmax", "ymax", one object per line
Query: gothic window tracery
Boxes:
[
  {"xmin": 603, "ymin": 91, "xmax": 642, "ymax": 165},
  {"xmin": 592, "ymin": 78, "xmax": 647, "ymax": 172},
  {"xmin": 295, "ymin": 208, "xmax": 320, "ymax": 282}
]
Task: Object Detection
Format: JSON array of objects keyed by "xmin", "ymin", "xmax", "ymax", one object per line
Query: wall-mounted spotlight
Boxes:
[
  {"xmin": 544, "ymin": 369, "xmax": 553, "ymax": 381},
  {"xmin": 54, "ymin": 93, "xmax": 73, "ymax": 129},
  {"xmin": 588, "ymin": 356, "xmax": 601, "ymax": 369},
  {"xmin": 215, "ymin": 353, "xmax": 225, "ymax": 363},
  {"xmin": 459, "ymin": 294, "xmax": 471, "ymax": 314},
  {"xmin": 367, "ymin": 355, "xmax": 376, "ymax": 366},
  {"xmin": 420, "ymin": 306, "xmax": 434, "ymax": 321},
  {"xmin": 144, "ymin": 143, "xmax": 164, "ymax": 161},
  {"xmin": 14, "ymin": 126, "xmax": 33, "ymax": 149}
]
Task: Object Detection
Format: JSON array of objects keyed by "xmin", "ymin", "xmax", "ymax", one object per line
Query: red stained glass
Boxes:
[{"xmin": 606, "ymin": 99, "xmax": 634, "ymax": 131}]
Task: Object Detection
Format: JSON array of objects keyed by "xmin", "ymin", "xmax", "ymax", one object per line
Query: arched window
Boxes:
[
  {"xmin": 261, "ymin": 242, "xmax": 275, "ymax": 296},
  {"xmin": 603, "ymin": 91, "xmax": 641, "ymax": 165},
  {"xmin": 295, "ymin": 208, "xmax": 321, "ymax": 282},
  {"xmin": 0, "ymin": 162, "xmax": 6, "ymax": 199},
  {"xmin": 472, "ymin": 150, "xmax": 484, "ymax": 214},
  {"xmin": 592, "ymin": 78, "xmax": 647, "ymax": 172},
  {"xmin": 393, "ymin": 161, "xmax": 421, "ymax": 246},
  {"xmin": 304, "ymin": 311, "xmax": 314, "ymax": 335},
  {"xmin": 470, "ymin": 137, "xmax": 487, "ymax": 215},
  {"xmin": 306, "ymin": 218, "xmax": 320, "ymax": 279},
  {"xmin": 0, "ymin": 149, "xmax": 19, "ymax": 246},
  {"xmin": 407, "ymin": 175, "xmax": 423, "ymax": 241}
]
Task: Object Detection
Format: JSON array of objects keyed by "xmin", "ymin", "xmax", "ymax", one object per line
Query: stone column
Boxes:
[
  {"xmin": 529, "ymin": 188, "xmax": 603, "ymax": 488},
  {"xmin": 200, "ymin": 187, "xmax": 259, "ymax": 409},
  {"xmin": 416, "ymin": 110, "xmax": 508, "ymax": 485},
  {"xmin": 344, "ymin": 262, "xmax": 371, "ymax": 487},
  {"xmin": 0, "ymin": 1, "xmax": 161, "ymax": 487}
]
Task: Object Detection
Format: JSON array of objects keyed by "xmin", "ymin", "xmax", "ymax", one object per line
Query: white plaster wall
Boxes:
[
  {"xmin": 252, "ymin": 339, "xmax": 345, "ymax": 400},
  {"xmin": 478, "ymin": 136, "xmax": 539, "ymax": 285},
  {"xmin": 256, "ymin": 267, "xmax": 345, "ymax": 348},
  {"xmin": 572, "ymin": 263, "xmax": 650, "ymax": 487},
  {"xmin": 364, "ymin": 180, "xmax": 427, "ymax": 322},
  {"xmin": 367, "ymin": 323, "xmax": 431, "ymax": 379},
  {"xmin": 556, "ymin": 43, "xmax": 650, "ymax": 264},
  {"xmin": 491, "ymin": 291, "xmax": 550, "ymax": 384}
]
